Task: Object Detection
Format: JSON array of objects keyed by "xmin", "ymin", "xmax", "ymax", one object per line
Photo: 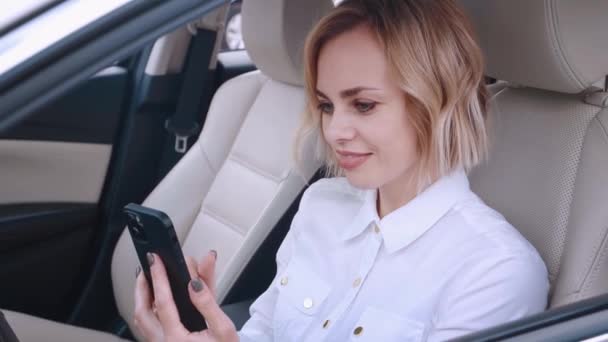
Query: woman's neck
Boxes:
[{"xmin": 376, "ymin": 167, "xmax": 439, "ymax": 219}]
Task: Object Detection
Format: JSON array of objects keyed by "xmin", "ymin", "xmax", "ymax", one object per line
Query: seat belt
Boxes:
[{"xmin": 157, "ymin": 27, "xmax": 218, "ymax": 181}]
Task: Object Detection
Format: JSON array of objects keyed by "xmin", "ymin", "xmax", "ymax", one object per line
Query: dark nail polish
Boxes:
[
  {"xmin": 135, "ymin": 265, "xmax": 141, "ymax": 278},
  {"xmin": 210, "ymin": 250, "xmax": 217, "ymax": 260},
  {"xmin": 147, "ymin": 253, "xmax": 155, "ymax": 266},
  {"xmin": 191, "ymin": 278, "xmax": 204, "ymax": 292}
]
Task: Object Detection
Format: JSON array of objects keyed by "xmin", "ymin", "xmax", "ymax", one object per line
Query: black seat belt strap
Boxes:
[
  {"xmin": 158, "ymin": 28, "xmax": 217, "ymax": 179},
  {"xmin": 166, "ymin": 28, "xmax": 216, "ymax": 153}
]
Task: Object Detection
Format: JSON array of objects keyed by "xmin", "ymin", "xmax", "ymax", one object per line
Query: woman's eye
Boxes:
[
  {"xmin": 317, "ymin": 102, "xmax": 333, "ymax": 114},
  {"xmin": 354, "ymin": 101, "xmax": 376, "ymax": 113}
]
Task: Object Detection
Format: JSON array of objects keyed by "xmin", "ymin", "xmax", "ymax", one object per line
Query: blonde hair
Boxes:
[{"xmin": 294, "ymin": 0, "xmax": 489, "ymax": 191}]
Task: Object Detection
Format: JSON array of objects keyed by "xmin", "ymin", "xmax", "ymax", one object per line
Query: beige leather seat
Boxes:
[
  {"xmin": 4, "ymin": 0, "xmax": 331, "ymax": 341},
  {"xmin": 461, "ymin": 0, "xmax": 608, "ymax": 308}
]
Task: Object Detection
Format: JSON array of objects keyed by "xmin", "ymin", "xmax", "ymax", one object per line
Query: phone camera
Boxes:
[{"xmin": 128, "ymin": 213, "xmax": 146, "ymax": 240}]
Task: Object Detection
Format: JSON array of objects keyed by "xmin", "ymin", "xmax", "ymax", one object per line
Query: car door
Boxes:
[
  {"xmin": 0, "ymin": 0, "xmax": 229, "ymax": 334},
  {"xmin": 0, "ymin": 61, "xmax": 128, "ymax": 323},
  {"xmin": 451, "ymin": 292, "xmax": 608, "ymax": 341}
]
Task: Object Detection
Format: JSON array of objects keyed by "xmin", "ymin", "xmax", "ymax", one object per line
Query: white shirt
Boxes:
[{"xmin": 237, "ymin": 169, "xmax": 549, "ymax": 342}]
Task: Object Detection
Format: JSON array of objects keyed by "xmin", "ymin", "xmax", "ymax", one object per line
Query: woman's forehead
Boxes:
[{"xmin": 316, "ymin": 25, "xmax": 392, "ymax": 94}]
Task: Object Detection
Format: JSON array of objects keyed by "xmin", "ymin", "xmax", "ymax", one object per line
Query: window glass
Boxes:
[
  {"xmin": 0, "ymin": 0, "xmax": 133, "ymax": 76},
  {"xmin": 220, "ymin": 0, "xmax": 243, "ymax": 52},
  {"xmin": 0, "ymin": 0, "xmax": 58, "ymax": 31},
  {"xmin": 219, "ymin": 0, "xmax": 341, "ymax": 53}
]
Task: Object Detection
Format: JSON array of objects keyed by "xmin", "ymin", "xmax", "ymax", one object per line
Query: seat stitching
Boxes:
[
  {"xmin": 580, "ymin": 225, "xmax": 608, "ymax": 295},
  {"xmin": 229, "ymin": 154, "xmax": 283, "ymax": 183},
  {"xmin": 596, "ymin": 110, "xmax": 608, "ymax": 140},
  {"xmin": 547, "ymin": 0, "xmax": 584, "ymax": 89},
  {"xmin": 558, "ymin": 114, "xmax": 608, "ymax": 299},
  {"xmin": 577, "ymin": 115, "xmax": 608, "ymax": 295},
  {"xmin": 216, "ymin": 170, "xmax": 300, "ymax": 303},
  {"xmin": 197, "ymin": 71, "xmax": 269, "ymax": 173},
  {"xmin": 183, "ymin": 74, "xmax": 270, "ymax": 240},
  {"xmin": 201, "ymin": 207, "xmax": 247, "ymax": 236},
  {"xmin": 198, "ymin": 143, "xmax": 218, "ymax": 174}
]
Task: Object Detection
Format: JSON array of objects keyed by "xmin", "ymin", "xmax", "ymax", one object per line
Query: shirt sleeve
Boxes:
[
  {"xmin": 236, "ymin": 207, "xmax": 303, "ymax": 342},
  {"xmin": 426, "ymin": 252, "xmax": 550, "ymax": 342}
]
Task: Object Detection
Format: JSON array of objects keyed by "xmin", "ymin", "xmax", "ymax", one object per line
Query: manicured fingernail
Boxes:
[
  {"xmin": 191, "ymin": 278, "xmax": 204, "ymax": 293},
  {"xmin": 210, "ymin": 250, "xmax": 217, "ymax": 260},
  {"xmin": 135, "ymin": 265, "xmax": 141, "ymax": 278},
  {"xmin": 147, "ymin": 253, "xmax": 155, "ymax": 266}
]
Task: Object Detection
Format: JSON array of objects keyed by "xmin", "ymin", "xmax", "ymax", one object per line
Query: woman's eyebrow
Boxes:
[
  {"xmin": 340, "ymin": 86, "xmax": 380, "ymax": 98},
  {"xmin": 315, "ymin": 87, "xmax": 381, "ymax": 99},
  {"xmin": 316, "ymin": 90, "xmax": 329, "ymax": 99}
]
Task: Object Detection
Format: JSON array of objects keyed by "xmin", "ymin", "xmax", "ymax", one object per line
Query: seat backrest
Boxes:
[
  {"xmin": 110, "ymin": 0, "xmax": 332, "ymax": 336},
  {"xmin": 460, "ymin": 0, "xmax": 608, "ymax": 308}
]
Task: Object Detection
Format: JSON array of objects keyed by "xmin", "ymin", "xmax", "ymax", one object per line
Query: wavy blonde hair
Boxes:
[{"xmin": 294, "ymin": 0, "xmax": 489, "ymax": 191}]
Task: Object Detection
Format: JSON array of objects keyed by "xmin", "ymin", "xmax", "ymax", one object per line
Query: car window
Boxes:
[
  {"xmin": 0, "ymin": 0, "xmax": 58, "ymax": 31},
  {"xmin": 0, "ymin": 0, "xmax": 133, "ymax": 76},
  {"xmin": 220, "ymin": 0, "xmax": 243, "ymax": 52},
  {"xmin": 220, "ymin": 0, "xmax": 342, "ymax": 53}
]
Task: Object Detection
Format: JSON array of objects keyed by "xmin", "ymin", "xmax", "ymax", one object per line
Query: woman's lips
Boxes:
[{"xmin": 336, "ymin": 150, "xmax": 372, "ymax": 170}]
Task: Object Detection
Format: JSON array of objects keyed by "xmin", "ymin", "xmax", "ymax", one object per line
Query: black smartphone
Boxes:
[{"xmin": 123, "ymin": 203, "xmax": 206, "ymax": 331}]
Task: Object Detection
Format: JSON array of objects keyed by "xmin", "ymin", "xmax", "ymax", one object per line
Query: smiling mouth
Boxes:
[{"xmin": 336, "ymin": 150, "xmax": 372, "ymax": 170}]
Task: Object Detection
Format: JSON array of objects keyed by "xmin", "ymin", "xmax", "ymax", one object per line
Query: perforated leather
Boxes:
[
  {"xmin": 471, "ymin": 88, "xmax": 608, "ymax": 309},
  {"xmin": 463, "ymin": 0, "xmax": 608, "ymax": 308},
  {"xmin": 460, "ymin": 0, "xmax": 608, "ymax": 94}
]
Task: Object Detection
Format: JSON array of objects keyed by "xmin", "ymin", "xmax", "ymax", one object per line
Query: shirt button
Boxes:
[
  {"xmin": 353, "ymin": 326, "xmax": 364, "ymax": 336},
  {"xmin": 353, "ymin": 277, "xmax": 362, "ymax": 287},
  {"xmin": 374, "ymin": 225, "xmax": 380, "ymax": 233},
  {"xmin": 323, "ymin": 319, "xmax": 330, "ymax": 328},
  {"xmin": 280, "ymin": 276, "xmax": 288, "ymax": 286},
  {"xmin": 303, "ymin": 297, "xmax": 314, "ymax": 309}
]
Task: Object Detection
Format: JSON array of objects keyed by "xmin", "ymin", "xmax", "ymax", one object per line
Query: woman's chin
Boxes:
[{"xmin": 344, "ymin": 170, "xmax": 379, "ymax": 190}]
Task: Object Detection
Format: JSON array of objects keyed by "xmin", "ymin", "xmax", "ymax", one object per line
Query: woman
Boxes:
[{"xmin": 133, "ymin": 0, "xmax": 549, "ymax": 341}]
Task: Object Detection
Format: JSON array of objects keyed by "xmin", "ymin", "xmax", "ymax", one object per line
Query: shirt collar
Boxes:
[
  {"xmin": 340, "ymin": 169, "xmax": 471, "ymax": 254},
  {"xmin": 339, "ymin": 188, "xmax": 380, "ymax": 242}
]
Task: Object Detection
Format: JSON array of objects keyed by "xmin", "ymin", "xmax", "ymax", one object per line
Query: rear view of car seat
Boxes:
[
  {"xmin": 461, "ymin": 0, "xmax": 608, "ymax": 308},
  {"xmin": 4, "ymin": 0, "xmax": 333, "ymax": 341}
]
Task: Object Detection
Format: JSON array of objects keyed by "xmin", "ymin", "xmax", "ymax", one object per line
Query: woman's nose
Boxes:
[{"xmin": 324, "ymin": 109, "xmax": 356, "ymax": 143}]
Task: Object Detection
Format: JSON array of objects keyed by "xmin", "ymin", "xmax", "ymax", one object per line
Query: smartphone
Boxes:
[{"xmin": 123, "ymin": 203, "xmax": 206, "ymax": 331}]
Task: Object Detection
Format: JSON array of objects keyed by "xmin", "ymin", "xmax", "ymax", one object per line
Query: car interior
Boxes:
[{"xmin": 0, "ymin": 0, "xmax": 607, "ymax": 341}]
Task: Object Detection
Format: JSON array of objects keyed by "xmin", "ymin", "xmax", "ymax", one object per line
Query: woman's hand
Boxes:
[{"xmin": 133, "ymin": 251, "xmax": 239, "ymax": 342}]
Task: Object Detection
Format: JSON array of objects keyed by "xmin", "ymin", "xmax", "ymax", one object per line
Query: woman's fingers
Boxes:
[
  {"xmin": 133, "ymin": 267, "xmax": 163, "ymax": 341},
  {"xmin": 188, "ymin": 277, "xmax": 238, "ymax": 342},
  {"xmin": 197, "ymin": 250, "xmax": 218, "ymax": 298},
  {"xmin": 147, "ymin": 253, "xmax": 186, "ymax": 336},
  {"xmin": 185, "ymin": 255, "xmax": 199, "ymax": 279}
]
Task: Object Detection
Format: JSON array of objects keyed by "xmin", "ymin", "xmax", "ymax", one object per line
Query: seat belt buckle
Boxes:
[
  {"xmin": 165, "ymin": 119, "xmax": 200, "ymax": 154},
  {"xmin": 174, "ymin": 134, "xmax": 189, "ymax": 154}
]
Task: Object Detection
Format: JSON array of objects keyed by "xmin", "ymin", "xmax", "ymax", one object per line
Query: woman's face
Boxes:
[{"xmin": 317, "ymin": 24, "xmax": 419, "ymax": 190}]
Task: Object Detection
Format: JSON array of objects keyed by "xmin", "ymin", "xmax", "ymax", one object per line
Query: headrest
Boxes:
[
  {"xmin": 242, "ymin": 0, "xmax": 334, "ymax": 86},
  {"xmin": 459, "ymin": 0, "xmax": 608, "ymax": 94}
]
